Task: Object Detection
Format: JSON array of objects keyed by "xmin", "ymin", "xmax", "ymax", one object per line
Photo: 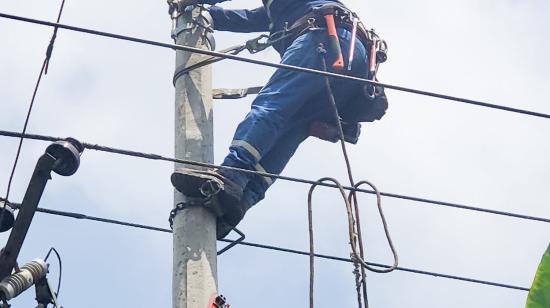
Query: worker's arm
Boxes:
[{"xmin": 208, "ymin": 6, "xmax": 270, "ymax": 33}]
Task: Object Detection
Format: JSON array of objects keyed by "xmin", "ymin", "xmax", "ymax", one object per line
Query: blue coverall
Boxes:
[{"xmin": 204, "ymin": 0, "xmax": 369, "ymax": 210}]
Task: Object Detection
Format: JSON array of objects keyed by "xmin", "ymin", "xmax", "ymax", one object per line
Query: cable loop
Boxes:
[
  {"xmin": 349, "ymin": 181, "xmax": 399, "ymax": 273},
  {"xmin": 307, "ymin": 46, "xmax": 400, "ymax": 308}
]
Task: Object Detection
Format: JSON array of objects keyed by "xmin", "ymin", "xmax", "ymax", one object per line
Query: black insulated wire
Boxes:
[
  {"xmin": 1, "ymin": 130, "xmax": 549, "ymax": 225},
  {"xmin": 0, "ymin": 12, "xmax": 549, "ymax": 120},
  {"xmin": 0, "ymin": 0, "xmax": 66, "ymax": 241},
  {"xmin": 0, "ymin": 6, "xmax": 541, "ymax": 305},
  {"xmin": 2, "ymin": 202, "xmax": 529, "ymax": 293}
]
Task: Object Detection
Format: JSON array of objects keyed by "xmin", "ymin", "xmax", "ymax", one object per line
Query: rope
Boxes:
[
  {"xmin": 2, "ymin": 201, "xmax": 530, "ymax": 293},
  {"xmin": 173, "ymin": 44, "xmax": 246, "ymax": 85},
  {"xmin": 1, "ymin": 12, "xmax": 549, "ymax": 120},
  {"xmin": 1, "ymin": 130, "xmax": 548, "ymax": 226},
  {"xmin": 0, "ymin": 1, "xmax": 66, "ymax": 240},
  {"xmin": 306, "ymin": 48, "xmax": 399, "ymax": 308}
]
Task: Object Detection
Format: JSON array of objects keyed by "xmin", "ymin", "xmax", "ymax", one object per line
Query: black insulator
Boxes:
[{"xmin": 46, "ymin": 138, "xmax": 84, "ymax": 176}]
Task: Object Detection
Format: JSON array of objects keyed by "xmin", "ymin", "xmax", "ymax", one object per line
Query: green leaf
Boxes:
[{"xmin": 526, "ymin": 244, "xmax": 550, "ymax": 308}]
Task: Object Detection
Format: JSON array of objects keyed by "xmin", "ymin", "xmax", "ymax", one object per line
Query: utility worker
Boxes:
[{"xmin": 172, "ymin": 0, "xmax": 386, "ymax": 239}]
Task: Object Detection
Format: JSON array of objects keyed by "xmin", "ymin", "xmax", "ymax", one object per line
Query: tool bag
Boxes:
[
  {"xmin": 288, "ymin": 3, "xmax": 389, "ymax": 124},
  {"xmin": 297, "ymin": 4, "xmax": 389, "ymax": 144}
]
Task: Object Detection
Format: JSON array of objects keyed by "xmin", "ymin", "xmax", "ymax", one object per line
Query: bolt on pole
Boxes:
[{"xmin": 171, "ymin": 4, "xmax": 218, "ymax": 308}]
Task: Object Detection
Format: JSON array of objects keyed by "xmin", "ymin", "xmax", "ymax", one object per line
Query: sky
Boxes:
[{"xmin": 1, "ymin": 0, "xmax": 549, "ymax": 307}]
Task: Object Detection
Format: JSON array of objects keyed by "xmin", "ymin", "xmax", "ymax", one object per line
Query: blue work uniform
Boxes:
[{"xmin": 202, "ymin": 0, "xmax": 369, "ymax": 210}]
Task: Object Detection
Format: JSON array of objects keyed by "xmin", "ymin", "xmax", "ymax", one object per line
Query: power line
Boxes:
[
  {"xmin": 1, "ymin": 12, "xmax": 549, "ymax": 120},
  {"xmin": 0, "ymin": 8, "xmax": 541, "ymax": 306},
  {"xmin": 1, "ymin": 1, "xmax": 66, "ymax": 231},
  {"xmin": 4, "ymin": 201, "xmax": 528, "ymax": 293},
  {"xmin": 1, "ymin": 130, "xmax": 549, "ymax": 225}
]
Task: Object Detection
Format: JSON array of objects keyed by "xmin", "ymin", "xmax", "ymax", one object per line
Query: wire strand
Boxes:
[
  {"xmin": 0, "ymin": 12, "xmax": 549, "ymax": 120},
  {"xmin": 3, "ymin": 202, "xmax": 529, "ymax": 293},
  {"xmin": 1, "ymin": 130, "xmax": 548, "ymax": 225}
]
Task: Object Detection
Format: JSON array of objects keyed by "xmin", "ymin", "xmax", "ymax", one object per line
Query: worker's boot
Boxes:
[{"xmin": 171, "ymin": 168, "xmax": 246, "ymax": 239}]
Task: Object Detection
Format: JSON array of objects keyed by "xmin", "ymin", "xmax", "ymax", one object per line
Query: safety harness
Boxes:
[
  {"xmin": 176, "ymin": 2, "xmax": 390, "ymax": 144},
  {"xmin": 282, "ymin": 3, "xmax": 389, "ymax": 144}
]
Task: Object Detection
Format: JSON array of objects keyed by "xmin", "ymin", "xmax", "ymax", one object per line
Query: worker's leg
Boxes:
[
  {"xmin": 220, "ymin": 28, "xmax": 368, "ymax": 189},
  {"xmin": 218, "ymin": 31, "xmax": 333, "ymax": 187},
  {"xmin": 238, "ymin": 118, "xmax": 310, "ymax": 211},
  {"xmin": 238, "ymin": 31, "xmax": 370, "ymax": 209}
]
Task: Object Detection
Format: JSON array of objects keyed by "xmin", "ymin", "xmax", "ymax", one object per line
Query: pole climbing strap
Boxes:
[{"xmin": 172, "ymin": 33, "xmax": 289, "ymax": 84}]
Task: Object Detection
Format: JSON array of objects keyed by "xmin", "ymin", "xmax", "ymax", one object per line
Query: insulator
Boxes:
[
  {"xmin": 0, "ymin": 201, "xmax": 15, "ymax": 232},
  {"xmin": 0, "ymin": 259, "xmax": 48, "ymax": 300}
]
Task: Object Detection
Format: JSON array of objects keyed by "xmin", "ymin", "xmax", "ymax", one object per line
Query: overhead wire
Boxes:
[
  {"xmin": 0, "ymin": 1, "xmax": 66, "ymax": 244},
  {"xmin": 0, "ymin": 200, "xmax": 530, "ymax": 293},
  {"xmin": 0, "ymin": 8, "xmax": 544, "ymax": 304},
  {"xmin": 1, "ymin": 130, "xmax": 549, "ymax": 225},
  {"xmin": 0, "ymin": 12, "xmax": 549, "ymax": 120}
]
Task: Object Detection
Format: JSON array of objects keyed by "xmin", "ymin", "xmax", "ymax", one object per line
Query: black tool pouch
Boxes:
[{"xmin": 340, "ymin": 82, "xmax": 388, "ymax": 123}]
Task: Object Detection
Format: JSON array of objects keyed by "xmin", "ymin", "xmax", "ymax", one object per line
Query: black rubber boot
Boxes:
[{"xmin": 171, "ymin": 168, "xmax": 246, "ymax": 239}]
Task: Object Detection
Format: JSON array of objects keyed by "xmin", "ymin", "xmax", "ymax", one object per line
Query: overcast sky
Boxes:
[{"xmin": 1, "ymin": 0, "xmax": 549, "ymax": 307}]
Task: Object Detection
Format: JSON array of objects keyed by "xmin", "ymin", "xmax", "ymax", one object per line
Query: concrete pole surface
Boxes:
[{"xmin": 172, "ymin": 5, "xmax": 217, "ymax": 308}]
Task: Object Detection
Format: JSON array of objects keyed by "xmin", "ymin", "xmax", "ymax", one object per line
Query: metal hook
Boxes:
[{"xmin": 217, "ymin": 228, "xmax": 246, "ymax": 255}]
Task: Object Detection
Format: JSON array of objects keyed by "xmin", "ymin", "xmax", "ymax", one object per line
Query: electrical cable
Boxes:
[
  {"xmin": 1, "ymin": 130, "xmax": 549, "ymax": 226},
  {"xmin": 0, "ymin": 12, "xmax": 549, "ymax": 120},
  {"xmin": 1, "ymin": 201, "xmax": 530, "ymax": 293},
  {"xmin": 0, "ymin": 6, "xmax": 541, "ymax": 305},
  {"xmin": 44, "ymin": 247, "xmax": 62, "ymax": 297},
  {"xmin": 0, "ymin": 1, "xmax": 66, "ymax": 236}
]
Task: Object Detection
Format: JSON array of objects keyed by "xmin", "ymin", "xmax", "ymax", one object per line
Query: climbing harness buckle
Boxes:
[{"xmin": 306, "ymin": 17, "xmax": 322, "ymax": 31}]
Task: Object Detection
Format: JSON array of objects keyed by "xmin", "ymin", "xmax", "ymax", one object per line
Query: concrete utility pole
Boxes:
[{"xmin": 171, "ymin": 4, "xmax": 217, "ymax": 308}]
